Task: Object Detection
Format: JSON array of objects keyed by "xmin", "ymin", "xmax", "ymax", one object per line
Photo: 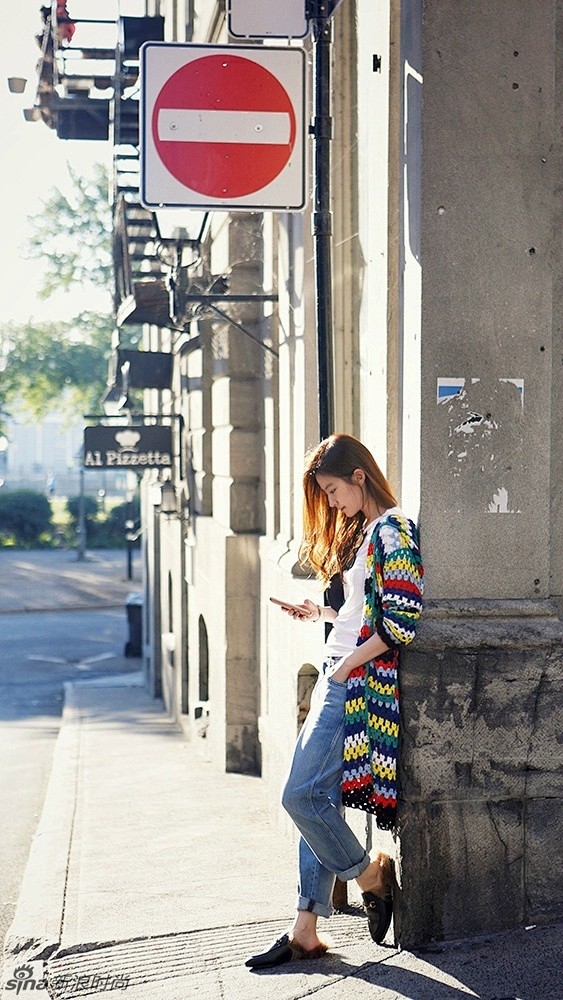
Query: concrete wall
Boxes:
[
  {"xmin": 397, "ymin": 604, "xmax": 563, "ymax": 943},
  {"xmin": 551, "ymin": 1, "xmax": 563, "ymax": 605},
  {"xmin": 419, "ymin": 0, "xmax": 556, "ymax": 601},
  {"xmin": 185, "ymin": 517, "xmax": 260, "ymax": 773}
]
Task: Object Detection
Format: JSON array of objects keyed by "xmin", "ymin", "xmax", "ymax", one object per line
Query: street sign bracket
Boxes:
[{"xmin": 190, "ymin": 302, "xmax": 279, "ymax": 360}]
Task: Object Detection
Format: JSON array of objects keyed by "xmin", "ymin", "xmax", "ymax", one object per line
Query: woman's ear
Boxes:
[{"xmin": 353, "ymin": 468, "xmax": 365, "ymax": 486}]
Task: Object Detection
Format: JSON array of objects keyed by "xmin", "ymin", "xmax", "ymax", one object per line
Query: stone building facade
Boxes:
[{"xmin": 124, "ymin": 0, "xmax": 562, "ymax": 945}]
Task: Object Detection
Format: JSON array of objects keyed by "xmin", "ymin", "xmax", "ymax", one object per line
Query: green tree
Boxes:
[
  {"xmin": 0, "ymin": 312, "xmax": 112, "ymax": 424},
  {"xmin": 1, "ymin": 163, "xmax": 141, "ymax": 433},
  {"xmin": 24, "ymin": 162, "xmax": 113, "ymax": 300}
]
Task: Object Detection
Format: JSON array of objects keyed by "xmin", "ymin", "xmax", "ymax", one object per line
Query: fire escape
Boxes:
[
  {"xmin": 27, "ymin": 4, "xmax": 174, "ymax": 401},
  {"xmin": 26, "ymin": 2, "xmax": 277, "ymax": 402}
]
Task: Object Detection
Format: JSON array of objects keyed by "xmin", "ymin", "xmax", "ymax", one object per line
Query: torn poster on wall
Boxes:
[{"xmin": 437, "ymin": 377, "xmax": 524, "ymax": 514}]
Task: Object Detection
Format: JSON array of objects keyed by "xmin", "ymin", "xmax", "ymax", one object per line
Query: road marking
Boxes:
[
  {"xmin": 26, "ymin": 652, "xmax": 117, "ymax": 666},
  {"xmin": 27, "ymin": 655, "xmax": 66, "ymax": 664},
  {"xmin": 79, "ymin": 653, "xmax": 117, "ymax": 664}
]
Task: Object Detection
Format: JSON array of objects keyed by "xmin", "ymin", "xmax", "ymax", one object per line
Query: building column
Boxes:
[
  {"xmin": 203, "ymin": 213, "xmax": 265, "ymax": 773},
  {"xmin": 392, "ymin": 0, "xmax": 563, "ymax": 945}
]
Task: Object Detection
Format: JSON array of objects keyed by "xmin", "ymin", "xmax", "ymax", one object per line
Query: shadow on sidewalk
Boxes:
[{"xmin": 16, "ymin": 918, "xmax": 558, "ymax": 1000}]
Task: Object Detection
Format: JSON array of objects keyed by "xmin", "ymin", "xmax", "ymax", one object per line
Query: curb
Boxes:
[
  {"xmin": 1, "ymin": 684, "xmax": 81, "ymax": 971},
  {"xmin": 0, "ymin": 604, "xmax": 125, "ymax": 616},
  {"xmin": 2, "ymin": 673, "xmax": 144, "ymax": 975}
]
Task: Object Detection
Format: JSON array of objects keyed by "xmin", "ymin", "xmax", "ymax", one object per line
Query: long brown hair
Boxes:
[{"xmin": 299, "ymin": 434, "xmax": 397, "ymax": 584}]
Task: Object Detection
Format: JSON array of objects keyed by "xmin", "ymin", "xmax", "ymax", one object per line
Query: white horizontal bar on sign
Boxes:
[{"xmin": 157, "ymin": 109, "xmax": 291, "ymax": 145}]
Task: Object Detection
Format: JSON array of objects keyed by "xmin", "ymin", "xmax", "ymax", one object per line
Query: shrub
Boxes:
[
  {"xmin": 0, "ymin": 490, "xmax": 52, "ymax": 546},
  {"xmin": 64, "ymin": 495, "xmax": 140, "ymax": 549},
  {"xmin": 103, "ymin": 498, "xmax": 141, "ymax": 547},
  {"xmin": 66, "ymin": 494, "xmax": 99, "ymax": 530}
]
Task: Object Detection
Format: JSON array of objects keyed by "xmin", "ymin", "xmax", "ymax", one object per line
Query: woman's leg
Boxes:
[
  {"xmin": 282, "ymin": 669, "xmax": 370, "ymax": 916},
  {"xmin": 246, "ymin": 667, "xmax": 391, "ymax": 966},
  {"xmin": 296, "ymin": 834, "xmax": 336, "ymax": 919}
]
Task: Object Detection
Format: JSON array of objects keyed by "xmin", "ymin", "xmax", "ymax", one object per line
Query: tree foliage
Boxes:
[
  {"xmin": 0, "ymin": 312, "xmax": 112, "ymax": 425},
  {"xmin": 24, "ymin": 162, "xmax": 113, "ymax": 300},
  {"xmin": 1, "ymin": 163, "xmax": 143, "ymax": 432}
]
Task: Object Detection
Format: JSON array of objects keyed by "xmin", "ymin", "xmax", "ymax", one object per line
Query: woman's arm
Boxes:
[
  {"xmin": 331, "ymin": 519, "xmax": 423, "ymax": 682},
  {"xmin": 330, "ymin": 632, "xmax": 390, "ymax": 682}
]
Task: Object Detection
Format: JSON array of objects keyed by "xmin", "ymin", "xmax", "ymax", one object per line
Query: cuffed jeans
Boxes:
[{"xmin": 281, "ymin": 660, "xmax": 371, "ymax": 918}]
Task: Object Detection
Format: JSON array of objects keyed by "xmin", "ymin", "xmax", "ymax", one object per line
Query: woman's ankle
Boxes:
[
  {"xmin": 356, "ymin": 852, "xmax": 393, "ymax": 896},
  {"xmin": 290, "ymin": 910, "xmax": 320, "ymax": 945}
]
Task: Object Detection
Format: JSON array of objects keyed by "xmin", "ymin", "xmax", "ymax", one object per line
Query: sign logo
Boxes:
[
  {"xmin": 3, "ymin": 962, "xmax": 131, "ymax": 993},
  {"xmin": 83, "ymin": 425, "xmax": 173, "ymax": 470},
  {"xmin": 141, "ymin": 44, "xmax": 306, "ymax": 211},
  {"xmin": 4, "ymin": 963, "xmax": 47, "ymax": 992},
  {"xmin": 114, "ymin": 430, "xmax": 142, "ymax": 450}
]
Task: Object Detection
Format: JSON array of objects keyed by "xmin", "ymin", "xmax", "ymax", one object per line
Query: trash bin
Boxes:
[{"xmin": 125, "ymin": 592, "xmax": 143, "ymax": 657}]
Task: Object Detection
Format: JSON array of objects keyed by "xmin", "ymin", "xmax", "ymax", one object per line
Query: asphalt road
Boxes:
[{"xmin": 0, "ymin": 607, "xmax": 140, "ymax": 953}]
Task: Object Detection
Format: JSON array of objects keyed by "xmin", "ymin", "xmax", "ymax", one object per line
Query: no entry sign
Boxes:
[{"xmin": 141, "ymin": 43, "xmax": 306, "ymax": 211}]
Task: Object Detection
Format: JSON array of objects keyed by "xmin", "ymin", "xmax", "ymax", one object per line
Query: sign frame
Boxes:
[
  {"xmin": 140, "ymin": 42, "xmax": 307, "ymax": 212},
  {"xmin": 83, "ymin": 425, "xmax": 173, "ymax": 471},
  {"xmin": 227, "ymin": 0, "xmax": 309, "ymax": 39}
]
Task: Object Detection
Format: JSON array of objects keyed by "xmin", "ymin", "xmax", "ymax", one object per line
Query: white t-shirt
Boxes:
[{"xmin": 324, "ymin": 508, "xmax": 400, "ymax": 659}]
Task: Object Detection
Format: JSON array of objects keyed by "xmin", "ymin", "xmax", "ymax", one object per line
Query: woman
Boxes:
[{"xmin": 246, "ymin": 434, "xmax": 424, "ymax": 969}]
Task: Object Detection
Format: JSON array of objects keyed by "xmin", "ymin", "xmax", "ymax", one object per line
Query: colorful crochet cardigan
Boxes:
[{"xmin": 341, "ymin": 513, "xmax": 424, "ymax": 830}]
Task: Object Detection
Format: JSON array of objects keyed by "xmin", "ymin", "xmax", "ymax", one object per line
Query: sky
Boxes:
[{"xmin": 0, "ymin": 0, "xmax": 143, "ymax": 325}]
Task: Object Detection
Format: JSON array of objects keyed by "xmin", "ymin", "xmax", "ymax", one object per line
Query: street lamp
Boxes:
[
  {"xmin": 159, "ymin": 480, "xmax": 178, "ymax": 516},
  {"xmin": 23, "ymin": 107, "xmax": 42, "ymax": 122},
  {"xmin": 7, "ymin": 77, "xmax": 27, "ymax": 94}
]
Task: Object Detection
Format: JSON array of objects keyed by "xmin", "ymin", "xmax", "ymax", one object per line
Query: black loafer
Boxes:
[
  {"xmin": 245, "ymin": 933, "xmax": 293, "ymax": 969},
  {"xmin": 362, "ymin": 891, "xmax": 393, "ymax": 944}
]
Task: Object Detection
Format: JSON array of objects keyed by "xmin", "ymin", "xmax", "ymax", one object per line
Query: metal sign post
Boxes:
[{"xmin": 310, "ymin": 0, "xmax": 335, "ymax": 439}]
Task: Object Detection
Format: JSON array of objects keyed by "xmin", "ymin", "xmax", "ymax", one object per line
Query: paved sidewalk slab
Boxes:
[{"xmin": 2, "ymin": 677, "xmax": 561, "ymax": 1000}]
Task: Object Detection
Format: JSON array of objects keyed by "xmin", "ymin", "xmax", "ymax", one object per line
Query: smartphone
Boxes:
[{"xmin": 269, "ymin": 596, "xmax": 305, "ymax": 613}]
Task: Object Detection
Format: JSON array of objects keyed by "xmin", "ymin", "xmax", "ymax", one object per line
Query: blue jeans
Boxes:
[{"xmin": 281, "ymin": 660, "xmax": 371, "ymax": 918}]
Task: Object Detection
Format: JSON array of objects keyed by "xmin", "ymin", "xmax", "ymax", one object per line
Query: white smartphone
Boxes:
[{"xmin": 269, "ymin": 596, "xmax": 305, "ymax": 613}]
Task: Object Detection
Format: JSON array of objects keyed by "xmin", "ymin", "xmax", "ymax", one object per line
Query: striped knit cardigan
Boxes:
[{"xmin": 341, "ymin": 513, "xmax": 424, "ymax": 830}]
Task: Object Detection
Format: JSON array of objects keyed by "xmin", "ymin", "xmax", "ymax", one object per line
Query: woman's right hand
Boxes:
[{"xmin": 284, "ymin": 598, "xmax": 321, "ymax": 622}]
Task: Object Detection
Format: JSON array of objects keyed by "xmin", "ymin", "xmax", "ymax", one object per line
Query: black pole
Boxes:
[
  {"xmin": 77, "ymin": 465, "xmax": 86, "ymax": 562},
  {"xmin": 125, "ymin": 496, "xmax": 134, "ymax": 582},
  {"xmin": 311, "ymin": 0, "xmax": 334, "ymax": 441},
  {"xmin": 312, "ymin": 0, "xmax": 345, "ymax": 911}
]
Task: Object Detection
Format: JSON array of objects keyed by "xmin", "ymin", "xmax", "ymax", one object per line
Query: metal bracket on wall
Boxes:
[{"xmin": 181, "ymin": 293, "xmax": 280, "ymax": 359}]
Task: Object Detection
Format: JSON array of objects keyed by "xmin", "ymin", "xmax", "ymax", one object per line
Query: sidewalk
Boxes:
[
  {"xmin": 0, "ymin": 550, "xmax": 138, "ymax": 614},
  {"xmin": 2, "ymin": 675, "xmax": 561, "ymax": 1000}
]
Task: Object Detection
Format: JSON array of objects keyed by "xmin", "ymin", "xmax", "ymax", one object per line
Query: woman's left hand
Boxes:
[{"xmin": 328, "ymin": 656, "xmax": 353, "ymax": 684}]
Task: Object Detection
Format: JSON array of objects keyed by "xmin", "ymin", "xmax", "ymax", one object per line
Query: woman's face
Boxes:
[{"xmin": 315, "ymin": 472, "xmax": 365, "ymax": 518}]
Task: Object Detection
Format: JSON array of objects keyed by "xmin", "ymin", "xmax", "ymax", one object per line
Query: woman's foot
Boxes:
[
  {"xmin": 245, "ymin": 932, "xmax": 329, "ymax": 969},
  {"xmin": 245, "ymin": 910, "xmax": 330, "ymax": 969},
  {"xmin": 289, "ymin": 911, "xmax": 329, "ymax": 955},
  {"xmin": 356, "ymin": 853, "xmax": 394, "ymax": 945},
  {"xmin": 356, "ymin": 851, "xmax": 393, "ymax": 897}
]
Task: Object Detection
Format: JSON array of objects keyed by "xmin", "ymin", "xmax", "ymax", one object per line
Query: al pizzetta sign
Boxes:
[{"xmin": 83, "ymin": 426, "xmax": 172, "ymax": 470}]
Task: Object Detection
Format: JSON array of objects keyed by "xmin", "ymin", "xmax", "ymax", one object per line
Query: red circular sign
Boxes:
[{"xmin": 152, "ymin": 54, "xmax": 297, "ymax": 199}]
